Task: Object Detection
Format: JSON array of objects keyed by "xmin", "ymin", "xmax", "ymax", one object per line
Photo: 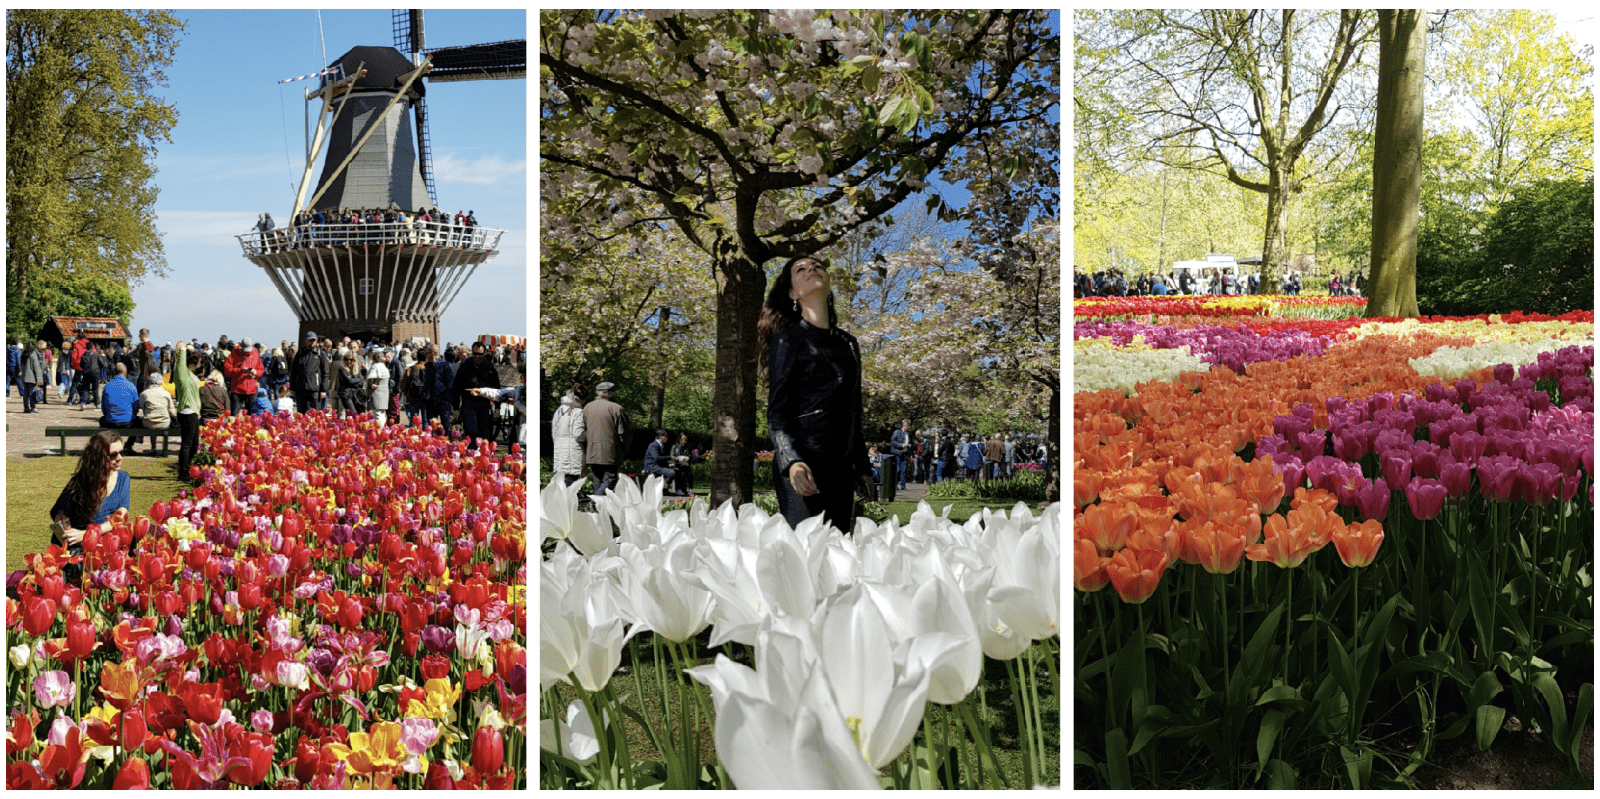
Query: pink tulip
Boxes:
[
  {"xmin": 1405, "ymin": 478, "xmax": 1447, "ymax": 521},
  {"xmin": 34, "ymin": 671, "xmax": 75, "ymax": 709}
]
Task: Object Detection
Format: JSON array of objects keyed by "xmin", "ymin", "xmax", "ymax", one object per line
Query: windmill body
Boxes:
[{"xmin": 237, "ymin": 13, "xmax": 524, "ymax": 346}]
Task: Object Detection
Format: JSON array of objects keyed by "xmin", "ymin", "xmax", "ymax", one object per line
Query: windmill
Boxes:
[{"xmin": 237, "ymin": 9, "xmax": 525, "ymax": 346}]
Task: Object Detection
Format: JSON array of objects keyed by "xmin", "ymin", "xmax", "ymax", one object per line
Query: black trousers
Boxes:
[
  {"xmin": 775, "ymin": 459, "xmax": 857, "ymax": 534},
  {"xmin": 176, "ymin": 413, "xmax": 201, "ymax": 477}
]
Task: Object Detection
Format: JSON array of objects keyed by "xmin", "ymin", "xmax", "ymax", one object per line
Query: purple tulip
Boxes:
[
  {"xmin": 1355, "ymin": 477, "xmax": 1391, "ymax": 522},
  {"xmin": 1449, "ymin": 431, "xmax": 1485, "ymax": 466},
  {"xmin": 1405, "ymin": 477, "xmax": 1448, "ymax": 520},
  {"xmin": 1476, "ymin": 455, "xmax": 1520, "ymax": 503},
  {"xmin": 420, "ymin": 625, "xmax": 456, "ymax": 655},
  {"xmin": 1439, "ymin": 460, "xmax": 1473, "ymax": 498},
  {"xmin": 1381, "ymin": 451, "xmax": 1412, "ymax": 489}
]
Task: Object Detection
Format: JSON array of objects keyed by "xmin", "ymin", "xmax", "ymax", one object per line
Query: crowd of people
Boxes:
[
  {"xmin": 1075, "ymin": 265, "xmax": 1371, "ymax": 297},
  {"xmin": 867, "ymin": 419, "xmax": 1047, "ymax": 489},
  {"xmin": 248, "ymin": 207, "xmax": 484, "ymax": 253},
  {"xmin": 9, "ymin": 329, "xmax": 527, "ymax": 480}
]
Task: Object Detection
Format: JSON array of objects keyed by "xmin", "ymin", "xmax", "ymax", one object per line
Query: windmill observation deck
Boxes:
[{"xmin": 237, "ymin": 220, "xmax": 503, "ymax": 345}]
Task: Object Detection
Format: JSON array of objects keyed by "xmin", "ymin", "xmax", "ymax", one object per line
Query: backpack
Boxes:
[
  {"xmin": 269, "ymin": 356, "xmax": 288, "ymax": 382},
  {"xmin": 407, "ymin": 363, "xmax": 430, "ymax": 404}
]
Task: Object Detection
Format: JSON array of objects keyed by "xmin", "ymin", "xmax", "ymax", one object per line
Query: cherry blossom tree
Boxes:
[
  {"xmin": 859, "ymin": 221, "xmax": 1060, "ymax": 502},
  {"xmin": 541, "ymin": 9, "xmax": 1058, "ymax": 506}
]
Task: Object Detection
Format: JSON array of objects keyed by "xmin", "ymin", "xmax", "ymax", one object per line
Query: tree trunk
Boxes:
[
  {"xmin": 708, "ymin": 248, "xmax": 765, "ymax": 507},
  {"xmin": 1044, "ymin": 385, "xmax": 1060, "ymax": 506},
  {"xmin": 1258, "ymin": 168, "xmax": 1291, "ymax": 293},
  {"xmin": 648, "ymin": 306, "xmax": 670, "ymax": 430},
  {"xmin": 1365, "ymin": 10, "xmax": 1424, "ymax": 319}
]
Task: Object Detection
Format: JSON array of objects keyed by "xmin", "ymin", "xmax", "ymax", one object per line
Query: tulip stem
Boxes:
[{"xmin": 956, "ymin": 699, "xmax": 1009, "ymax": 789}]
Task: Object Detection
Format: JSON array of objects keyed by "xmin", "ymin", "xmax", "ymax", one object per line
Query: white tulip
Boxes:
[{"xmin": 541, "ymin": 700, "xmax": 603, "ymax": 765}]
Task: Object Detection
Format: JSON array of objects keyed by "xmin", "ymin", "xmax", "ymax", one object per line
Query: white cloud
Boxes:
[
  {"xmin": 432, "ymin": 152, "xmax": 527, "ymax": 185},
  {"xmin": 155, "ymin": 211, "xmax": 261, "ymax": 245}
]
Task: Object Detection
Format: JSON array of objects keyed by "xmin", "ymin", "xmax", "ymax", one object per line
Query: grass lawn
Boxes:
[
  {"xmin": 6, "ymin": 455, "xmax": 189, "ymax": 573},
  {"xmin": 538, "ymin": 460, "xmax": 1030, "ymax": 524},
  {"xmin": 545, "ymin": 632, "xmax": 1061, "ymax": 789}
]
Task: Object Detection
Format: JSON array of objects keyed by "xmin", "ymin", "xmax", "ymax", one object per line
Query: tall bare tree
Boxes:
[{"xmin": 1077, "ymin": 10, "xmax": 1377, "ymax": 289}]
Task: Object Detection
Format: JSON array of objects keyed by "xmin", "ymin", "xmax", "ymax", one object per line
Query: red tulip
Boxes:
[
  {"xmin": 423, "ymin": 760, "xmax": 455, "ymax": 789},
  {"xmin": 113, "ymin": 756, "xmax": 151, "ymax": 789},
  {"xmin": 336, "ymin": 596, "xmax": 363, "ymax": 629},
  {"xmin": 292, "ymin": 738, "xmax": 321, "ymax": 784},
  {"xmin": 471, "ymin": 725, "xmax": 504, "ymax": 775},
  {"xmin": 22, "ymin": 595, "xmax": 55, "ymax": 637},
  {"xmin": 59, "ymin": 617, "xmax": 98, "ymax": 663},
  {"xmin": 178, "ymin": 682, "xmax": 223, "ymax": 726}
]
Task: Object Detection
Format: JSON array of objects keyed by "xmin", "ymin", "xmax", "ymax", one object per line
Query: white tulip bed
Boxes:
[{"xmin": 539, "ymin": 475, "xmax": 1061, "ymax": 789}]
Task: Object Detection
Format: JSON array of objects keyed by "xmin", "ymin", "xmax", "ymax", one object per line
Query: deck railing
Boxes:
[{"xmin": 237, "ymin": 222, "xmax": 503, "ymax": 256}]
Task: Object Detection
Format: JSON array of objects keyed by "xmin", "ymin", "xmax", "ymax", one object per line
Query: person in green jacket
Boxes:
[{"xmin": 172, "ymin": 343, "xmax": 203, "ymax": 479}]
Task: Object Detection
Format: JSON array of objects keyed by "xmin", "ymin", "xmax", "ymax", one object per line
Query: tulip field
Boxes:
[
  {"xmin": 6, "ymin": 413, "xmax": 528, "ymax": 789},
  {"xmin": 540, "ymin": 476, "xmax": 1061, "ymax": 789},
  {"xmin": 1074, "ymin": 296, "xmax": 1594, "ymax": 788}
]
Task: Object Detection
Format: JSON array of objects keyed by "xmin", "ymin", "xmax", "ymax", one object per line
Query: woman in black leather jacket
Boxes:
[{"xmin": 758, "ymin": 256, "xmax": 874, "ymax": 533}]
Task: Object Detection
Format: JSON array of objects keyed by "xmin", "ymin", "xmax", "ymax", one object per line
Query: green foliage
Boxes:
[
  {"xmin": 1419, "ymin": 178, "xmax": 1593, "ymax": 315},
  {"xmin": 5, "ymin": 269, "xmax": 134, "ymax": 345},
  {"xmin": 6, "ymin": 9, "xmax": 182, "ymax": 334},
  {"xmin": 926, "ymin": 470, "xmax": 1046, "ymax": 503}
]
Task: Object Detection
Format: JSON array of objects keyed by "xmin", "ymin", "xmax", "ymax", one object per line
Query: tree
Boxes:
[
  {"xmin": 1438, "ymin": 9, "xmax": 1593, "ymax": 207},
  {"xmin": 6, "ymin": 10, "xmax": 182, "ymax": 336},
  {"xmin": 1364, "ymin": 10, "xmax": 1424, "ymax": 318},
  {"xmin": 860, "ymin": 222, "xmax": 1060, "ymax": 503},
  {"xmin": 542, "ymin": 10, "xmax": 1058, "ymax": 505},
  {"xmin": 5, "ymin": 270, "xmax": 135, "ymax": 344},
  {"xmin": 1076, "ymin": 10, "xmax": 1377, "ymax": 290}
]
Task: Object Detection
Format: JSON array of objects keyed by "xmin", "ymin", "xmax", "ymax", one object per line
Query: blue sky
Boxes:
[{"xmin": 134, "ymin": 9, "xmax": 526, "ymax": 347}]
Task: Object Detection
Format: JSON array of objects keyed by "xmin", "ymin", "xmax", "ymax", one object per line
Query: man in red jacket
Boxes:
[{"xmin": 222, "ymin": 337, "xmax": 265, "ymax": 416}]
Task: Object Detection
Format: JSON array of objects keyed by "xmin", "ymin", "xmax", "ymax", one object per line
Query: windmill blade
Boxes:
[
  {"xmin": 413, "ymin": 95, "xmax": 437, "ymax": 206},
  {"xmin": 422, "ymin": 39, "xmax": 525, "ymax": 82},
  {"xmin": 392, "ymin": 9, "xmax": 424, "ymax": 56}
]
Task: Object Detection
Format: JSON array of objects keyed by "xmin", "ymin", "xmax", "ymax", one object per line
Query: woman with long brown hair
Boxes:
[
  {"xmin": 49, "ymin": 430, "xmax": 130, "ymax": 583},
  {"xmin": 757, "ymin": 256, "xmax": 874, "ymax": 533}
]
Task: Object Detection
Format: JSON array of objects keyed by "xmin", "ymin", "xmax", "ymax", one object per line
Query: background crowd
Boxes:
[
  {"xmin": 8, "ymin": 329, "xmax": 527, "ymax": 479},
  {"xmin": 1074, "ymin": 266, "xmax": 1372, "ymax": 297}
]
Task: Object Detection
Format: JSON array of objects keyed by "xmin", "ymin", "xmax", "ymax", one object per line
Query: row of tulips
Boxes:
[
  {"xmin": 1074, "ymin": 319, "xmax": 1593, "ymax": 788},
  {"xmin": 1073, "ymin": 294, "xmax": 1368, "ymax": 319},
  {"xmin": 540, "ymin": 476, "xmax": 1060, "ymax": 789},
  {"xmin": 6, "ymin": 411, "xmax": 528, "ymax": 789}
]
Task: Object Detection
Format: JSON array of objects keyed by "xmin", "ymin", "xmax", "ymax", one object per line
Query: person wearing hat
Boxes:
[
  {"xmin": 291, "ymin": 331, "xmax": 326, "ymax": 413},
  {"xmin": 580, "ymin": 381, "xmax": 629, "ymax": 501},
  {"xmin": 222, "ymin": 337, "xmax": 265, "ymax": 416}
]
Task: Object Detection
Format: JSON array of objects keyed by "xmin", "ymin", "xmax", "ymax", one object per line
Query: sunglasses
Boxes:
[{"xmin": 109, "ymin": 450, "xmax": 124, "ymax": 459}]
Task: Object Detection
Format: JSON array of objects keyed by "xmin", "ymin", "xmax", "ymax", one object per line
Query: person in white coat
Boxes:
[{"xmin": 551, "ymin": 393, "xmax": 587, "ymax": 487}]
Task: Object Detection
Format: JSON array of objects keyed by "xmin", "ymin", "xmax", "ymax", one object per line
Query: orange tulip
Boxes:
[
  {"xmin": 1074, "ymin": 537, "xmax": 1111, "ymax": 592},
  {"xmin": 1074, "ymin": 470, "xmax": 1102, "ymax": 509},
  {"xmin": 1237, "ymin": 455, "xmax": 1286, "ymax": 514},
  {"xmin": 1105, "ymin": 547, "xmax": 1169, "ymax": 604},
  {"xmin": 1246, "ymin": 512, "xmax": 1330, "ymax": 569},
  {"xmin": 1078, "ymin": 500, "xmax": 1137, "ymax": 553},
  {"xmin": 1333, "ymin": 519, "xmax": 1385, "ymax": 568}
]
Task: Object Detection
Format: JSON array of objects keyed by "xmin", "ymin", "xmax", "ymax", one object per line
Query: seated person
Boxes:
[
  {"xmin": 641, "ymin": 428, "xmax": 690, "ymax": 497},
  {"xmin": 134, "ymin": 372, "xmax": 177, "ymax": 454},
  {"xmin": 99, "ymin": 362, "xmax": 142, "ymax": 445},
  {"xmin": 250, "ymin": 386, "xmax": 274, "ymax": 415},
  {"xmin": 50, "ymin": 430, "xmax": 130, "ymax": 584},
  {"xmin": 868, "ymin": 445, "xmax": 882, "ymax": 483}
]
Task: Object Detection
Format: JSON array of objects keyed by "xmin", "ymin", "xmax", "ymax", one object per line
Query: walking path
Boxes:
[{"xmin": 4, "ymin": 388, "xmax": 175, "ymax": 460}]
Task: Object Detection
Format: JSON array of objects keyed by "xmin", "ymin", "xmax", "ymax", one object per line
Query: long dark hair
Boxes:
[
  {"xmin": 757, "ymin": 256, "xmax": 838, "ymax": 378},
  {"xmin": 64, "ymin": 430, "xmax": 121, "ymax": 523}
]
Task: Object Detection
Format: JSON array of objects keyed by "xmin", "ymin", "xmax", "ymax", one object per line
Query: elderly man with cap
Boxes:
[
  {"xmin": 222, "ymin": 337, "xmax": 265, "ymax": 416},
  {"xmin": 580, "ymin": 381, "xmax": 629, "ymax": 503},
  {"xmin": 290, "ymin": 331, "xmax": 326, "ymax": 413}
]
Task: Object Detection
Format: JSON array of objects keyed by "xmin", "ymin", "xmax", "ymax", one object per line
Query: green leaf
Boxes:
[
  {"xmin": 1328, "ymin": 630, "xmax": 1357, "ymax": 703},
  {"xmin": 1105, "ymin": 728, "xmax": 1132, "ymax": 789},
  {"xmin": 1256, "ymin": 708, "xmax": 1287, "ymax": 772},
  {"xmin": 876, "ymin": 96, "xmax": 904, "ymax": 127},
  {"xmin": 861, "ymin": 65, "xmax": 880, "ymax": 94},
  {"xmin": 1530, "ymin": 672, "xmax": 1569, "ymax": 748},
  {"xmin": 1474, "ymin": 704, "xmax": 1506, "ymax": 751},
  {"xmin": 1264, "ymin": 757, "xmax": 1297, "ymax": 789},
  {"xmin": 1340, "ymin": 744, "xmax": 1372, "ymax": 789},
  {"xmin": 1255, "ymin": 684, "xmax": 1301, "ymax": 706},
  {"xmin": 914, "ymin": 85, "xmax": 934, "ymax": 114}
]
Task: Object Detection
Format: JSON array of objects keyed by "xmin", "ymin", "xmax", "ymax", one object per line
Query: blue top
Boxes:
[
  {"xmin": 643, "ymin": 439, "xmax": 674, "ymax": 472},
  {"xmin": 101, "ymin": 376, "xmax": 139, "ymax": 425},
  {"xmin": 50, "ymin": 470, "xmax": 131, "ymax": 532},
  {"xmin": 890, "ymin": 428, "xmax": 909, "ymax": 457}
]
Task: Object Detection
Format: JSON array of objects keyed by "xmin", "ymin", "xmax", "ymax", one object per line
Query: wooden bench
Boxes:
[{"xmin": 44, "ymin": 426, "xmax": 176, "ymax": 456}]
